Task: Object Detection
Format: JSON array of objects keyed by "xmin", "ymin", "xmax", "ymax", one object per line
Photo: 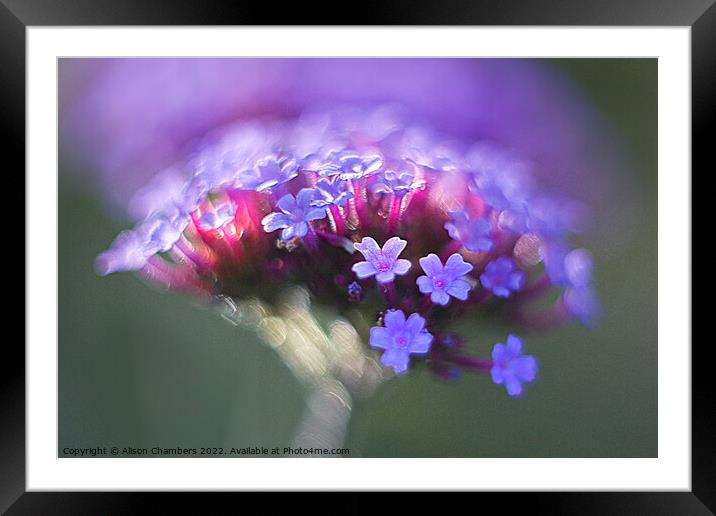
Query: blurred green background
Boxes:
[{"xmin": 59, "ymin": 59, "xmax": 657, "ymax": 457}]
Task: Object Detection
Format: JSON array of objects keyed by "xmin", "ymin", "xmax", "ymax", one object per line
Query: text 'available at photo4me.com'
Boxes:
[{"xmin": 61, "ymin": 446, "xmax": 351, "ymax": 457}]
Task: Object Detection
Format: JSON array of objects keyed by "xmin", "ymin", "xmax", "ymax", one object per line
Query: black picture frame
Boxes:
[{"xmin": 4, "ymin": 0, "xmax": 706, "ymax": 512}]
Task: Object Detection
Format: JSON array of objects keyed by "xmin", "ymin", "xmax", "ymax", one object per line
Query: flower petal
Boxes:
[
  {"xmin": 446, "ymin": 279, "xmax": 471, "ymax": 301},
  {"xmin": 506, "ymin": 335, "xmax": 523, "ymax": 356},
  {"xmin": 408, "ymin": 332, "xmax": 433, "ymax": 354},
  {"xmin": 430, "ymin": 289, "xmax": 450, "ymax": 306},
  {"xmin": 352, "ymin": 261, "xmax": 377, "ymax": 279},
  {"xmin": 474, "ymin": 237, "xmax": 494, "ymax": 252},
  {"xmin": 491, "ymin": 343, "xmax": 506, "ymax": 362},
  {"xmin": 490, "ymin": 366, "xmax": 504, "ymax": 385},
  {"xmin": 371, "ymin": 183, "xmax": 392, "ymax": 195},
  {"xmin": 444, "ymin": 253, "xmax": 474, "ymax": 277},
  {"xmin": 261, "ymin": 212, "xmax": 291, "ymax": 232},
  {"xmin": 383, "ymin": 309, "xmax": 406, "ymax": 331},
  {"xmin": 292, "ymin": 221, "xmax": 309, "ymax": 238},
  {"xmin": 363, "ymin": 154, "xmax": 384, "ymax": 174},
  {"xmin": 444, "ymin": 222, "xmax": 460, "ymax": 241},
  {"xmin": 416, "ymin": 275, "xmax": 433, "ymax": 294},
  {"xmin": 276, "ymin": 193, "xmax": 297, "ymax": 214},
  {"xmin": 380, "ymin": 348, "xmax": 410, "ymax": 374},
  {"xmin": 306, "ymin": 206, "xmax": 328, "ymax": 221},
  {"xmin": 404, "ymin": 312, "xmax": 426, "ymax": 335},
  {"xmin": 381, "ymin": 236, "xmax": 407, "ymax": 261},
  {"xmin": 448, "ymin": 209, "xmax": 469, "ymax": 225},
  {"xmin": 354, "ymin": 237, "xmax": 381, "ymax": 263},
  {"xmin": 369, "ymin": 326, "xmax": 393, "ymax": 350},
  {"xmin": 296, "ymin": 187, "xmax": 317, "ymax": 209},
  {"xmin": 392, "ymin": 258, "xmax": 412, "ymax": 276},
  {"xmin": 254, "ymin": 178, "xmax": 279, "ymax": 192},
  {"xmin": 515, "ymin": 356, "xmax": 538, "ymax": 382},
  {"xmin": 419, "ymin": 253, "xmax": 443, "ymax": 277},
  {"xmin": 281, "ymin": 225, "xmax": 298, "ymax": 240},
  {"xmin": 375, "ymin": 271, "xmax": 396, "ymax": 284},
  {"xmin": 506, "ymin": 378, "xmax": 524, "ymax": 397},
  {"xmin": 494, "ymin": 286, "xmax": 511, "ymax": 298},
  {"xmin": 334, "ymin": 191, "xmax": 353, "ymax": 206}
]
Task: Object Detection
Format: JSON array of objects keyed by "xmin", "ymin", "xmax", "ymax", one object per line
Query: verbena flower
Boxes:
[
  {"xmin": 261, "ymin": 189, "xmax": 327, "ymax": 240},
  {"xmin": 318, "ymin": 150, "xmax": 384, "ymax": 180},
  {"xmin": 490, "ymin": 335, "xmax": 538, "ymax": 397},
  {"xmin": 371, "ymin": 170, "xmax": 426, "ymax": 197},
  {"xmin": 198, "ymin": 202, "xmax": 236, "ymax": 231},
  {"xmin": 444, "ymin": 209, "xmax": 494, "ymax": 253},
  {"xmin": 480, "ymin": 257, "xmax": 526, "ymax": 298},
  {"xmin": 352, "ymin": 237, "xmax": 411, "ymax": 284},
  {"xmin": 369, "ymin": 310, "xmax": 433, "ymax": 374},
  {"xmin": 416, "ymin": 253, "xmax": 473, "ymax": 306},
  {"xmin": 347, "ymin": 281, "xmax": 363, "ymax": 303},
  {"xmin": 237, "ymin": 155, "xmax": 299, "ymax": 192},
  {"xmin": 311, "ymin": 176, "xmax": 354, "ymax": 208},
  {"xmin": 96, "ymin": 104, "xmax": 600, "ymax": 397}
]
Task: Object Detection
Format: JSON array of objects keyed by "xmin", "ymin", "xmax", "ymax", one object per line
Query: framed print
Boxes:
[{"xmin": 6, "ymin": 0, "xmax": 707, "ymax": 512}]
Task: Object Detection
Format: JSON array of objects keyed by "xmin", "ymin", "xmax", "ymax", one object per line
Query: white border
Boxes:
[{"xmin": 27, "ymin": 27, "xmax": 691, "ymax": 490}]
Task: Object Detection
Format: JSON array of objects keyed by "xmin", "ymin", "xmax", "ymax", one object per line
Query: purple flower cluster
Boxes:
[{"xmin": 97, "ymin": 104, "xmax": 600, "ymax": 396}]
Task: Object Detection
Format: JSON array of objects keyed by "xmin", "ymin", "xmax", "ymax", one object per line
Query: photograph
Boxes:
[
  {"xmin": 6, "ymin": 5, "xmax": 705, "ymax": 508},
  {"xmin": 57, "ymin": 57, "xmax": 657, "ymax": 459}
]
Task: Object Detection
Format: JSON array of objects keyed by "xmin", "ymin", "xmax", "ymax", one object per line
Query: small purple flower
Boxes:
[
  {"xmin": 319, "ymin": 150, "xmax": 384, "ymax": 180},
  {"xmin": 237, "ymin": 155, "xmax": 299, "ymax": 192},
  {"xmin": 198, "ymin": 202, "xmax": 236, "ymax": 231},
  {"xmin": 490, "ymin": 335, "xmax": 538, "ymax": 397},
  {"xmin": 371, "ymin": 170, "xmax": 426, "ymax": 197},
  {"xmin": 261, "ymin": 188, "xmax": 327, "ymax": 240},
  {"xmin": 444, "ymin": 209, "xmax": 493, "ymax": 253},
  {"xmin": 347, "ymin": 281, "xmax": 363, "ymax": 303},
  {"xmin": 369, "ymin": 310, "xmax": 433, "ymax": 374},
  {"xmin": 311, "ymin": 176, "xmax": 354, "ymax": 208},
  {"xmin": 352, "ymin": 236, "xmax": 412, "ymax": 284},
  {"xmin": 480, "ymin": 257, "xmax": 525, "ymax": 298},
  {"xmin": 416, "ymin": 253, "xmax": 474, "ymax": 306}
]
